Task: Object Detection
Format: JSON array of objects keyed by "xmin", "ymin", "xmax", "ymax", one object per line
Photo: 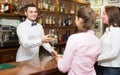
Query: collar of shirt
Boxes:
[{"xmin": 26, "ymin": 19, "xmax": 37, "ymax": 26}]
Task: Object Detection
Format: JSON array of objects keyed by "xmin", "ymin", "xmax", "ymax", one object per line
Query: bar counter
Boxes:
[{"xmin": 0, "ymin": 56, "xmax": 67, "ymax": 75}]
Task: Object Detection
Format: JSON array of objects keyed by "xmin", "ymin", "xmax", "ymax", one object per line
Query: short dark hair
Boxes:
[
  {"xmin": 24, "ymin": 3, "xmax": 36, "ymax": 12},
  {"xmin": 105, "ymin": 6, "xmax": 120, "ymax": 27},
  {"xmin": 76, "ymin": 7, "xmax": 97, "ymax": 32}
]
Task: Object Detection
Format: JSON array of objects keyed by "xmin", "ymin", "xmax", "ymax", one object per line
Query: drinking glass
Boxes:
[{"xmin": 48, "ymin": 29, "xmax": 56, "ymax": 49}]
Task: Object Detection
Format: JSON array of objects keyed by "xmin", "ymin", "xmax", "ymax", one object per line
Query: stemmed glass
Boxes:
[{"xmin": 48, "ymin": 29, "xmax": 56, "ymax": 49}]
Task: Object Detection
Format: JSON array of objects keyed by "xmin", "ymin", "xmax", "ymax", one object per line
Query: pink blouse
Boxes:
[{"xmin": 58, "ymin": 30, "xmax": 102, "ymax": 75}]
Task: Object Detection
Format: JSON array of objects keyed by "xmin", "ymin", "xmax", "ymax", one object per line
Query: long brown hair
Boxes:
[
  {"xmin": 105, "ymin": 6, "xmax": 120, "ymax": 27},
  {"xmin": 76, "ymin": 7, "xmax": 97, "ymax": 32}
]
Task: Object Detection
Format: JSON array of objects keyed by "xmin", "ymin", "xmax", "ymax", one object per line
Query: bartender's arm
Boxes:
[
  {"xmin": 41, "ymin": 35, "xmax": 58, "ymax": 56},
  {"xmin": 51, "ymin": 50, "xmax": 58, "ymax": 56}
]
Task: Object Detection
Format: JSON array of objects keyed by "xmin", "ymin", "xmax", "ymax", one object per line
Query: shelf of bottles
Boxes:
[
  {"xmin": 0, "ymin": 0, "xmax": 18, "ymax": 14},
  {"xmin": 37, "ymin": 0, "xmax": 75, "ymax": 27},
  {"xmin": 0, "ymin": 0, "xmax": 37, "ymax": 17},
  {"xmin": 0, "ymin": 0, "xmax": 26, "ymax": 21},
  {"xmin": 37, "ymin": 0, "xmax": 90, "ymax": 27},
  {"xmin": 38, "ymin": 0, "xmax": 56, "ymax": 12},
  {"xmin": 38, "ymin": 13, "xmax": 74, "ymax": 27}
]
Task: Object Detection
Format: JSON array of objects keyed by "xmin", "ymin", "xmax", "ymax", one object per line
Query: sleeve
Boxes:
[
  {"xmin": 42, "ymin": 43, "xmax": 53, "ymax": 53},
  {"xmin": 57, "ymin": 35, "xmax": 75, "ymax": 73},
  {"xmin": 40, "ymin": 26, "xmax": 53, "ymax": 53},
  {"xmin": 17, "ymin": 24, "xmax": 42, "ymax": 48},
  {"xmin": 97, "ymin": 29, "xmax": 120, "ymax": 62}
]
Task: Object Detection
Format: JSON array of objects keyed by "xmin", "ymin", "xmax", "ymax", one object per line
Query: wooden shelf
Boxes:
[
  {"xmin": 0, "ymin": 13, "xmax": 19, "ymax": 17},
  {"xmin": 38, "ymin": 9, "xmax": 57, "ymax": 14},
  {"xmin": 0, "ymin": 13, "xmax": 25, "ymax": 19},
  {"xmin": 75, "ymin": 1, "xmax": 90, "ymax": 5},
  {"xmin": 57, "ymin": 12, "xmax": 75, "ymax": 15},
  {"xmin": 38, "ymin": 9, "xmax": 75, "ymax": 15},
  {"xmin": 43, "ymin": 26, "xmax": 76, "ymax": 28},
  {"xmin": 60, "ymin": 0, "xmax": 90, "ymax": 5}
]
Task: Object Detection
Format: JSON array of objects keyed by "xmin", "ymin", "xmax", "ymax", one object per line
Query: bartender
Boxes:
[{"xmin": 16, "ymin": 3, "xmax": 57, "ymax": 62}]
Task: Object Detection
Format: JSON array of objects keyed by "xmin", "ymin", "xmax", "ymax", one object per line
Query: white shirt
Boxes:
[
  {"xmin": 97, "ymin": 26, "xmax": 120, "ymax": 67},
  {"xmin": 16, "ymin": 19, "xmax": 53, "ymax": 62}
]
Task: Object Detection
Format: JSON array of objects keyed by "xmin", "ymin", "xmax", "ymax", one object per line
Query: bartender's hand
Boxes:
[
  {"xmin": 51, "ymin": 50, "xmax": 58, "ymax": 56},
  {"xmin": 41, "ymin": 35, "xmax": 55, "ymax": 43},
  {"xmin": 55, "ymin": 54, "xmax": 62, "ymax": 63}
]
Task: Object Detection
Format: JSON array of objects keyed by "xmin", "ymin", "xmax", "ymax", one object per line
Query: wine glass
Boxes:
[{"xmin": 48, "ymin": 29, "xmax": 56, "ymax": 49}]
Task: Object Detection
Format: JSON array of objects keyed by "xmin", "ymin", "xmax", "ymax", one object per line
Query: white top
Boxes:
[
  {"xmin": 97, "ymin": 26, "xmax": 120, "ymax": 67},
  {"xmin": 16, "ymin": 19, "xmax": 53, "ymax": 62}
]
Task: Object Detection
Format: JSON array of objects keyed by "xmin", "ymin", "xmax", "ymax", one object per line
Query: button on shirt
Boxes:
[
  {"xmin": 97, "ymin": 26, "xmax": 120, "ymax": 67},
  {"xmin": 57, "ymin": 30, "xmax": 102, "ymax": 75},
  {"xmin": 16, "ymin": 19, "xmax": 53, "ymax": 62}
]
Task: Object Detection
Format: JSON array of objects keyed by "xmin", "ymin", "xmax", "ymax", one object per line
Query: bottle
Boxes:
[
  {"xmin": 65, "ymin": 15, "xmax": 72, "ymax": 26},
  {"xmin": 52, "ymin": 4, "xmax": 55, "ymax": 12},
  {"xmin": 58, "ymin": 1, "xmax": 62, "ymax": 12},
  {"xmin": 12, "ymin": 0, "xmax": 18, "ymax": 14},
  {"xmin": 45, "ymin": 15, "xmax": 49, "ymax": 26},
  {"xmin": 0, "ymin": 1, "xmax": 1, "ymax": 13},
  {"xmin": 68, "ymin": 15, "xmax": 73, "ymax": 26},
  {"xmin": 38, "ymin": 15, "xmax": 43, "ymax": 25},
  {"xmin": 61, "ymin": 4, "xmax": 65, "ymax": 12},
  {"xmin": 55, "ymin": 31, "xmax": 59, "ymax": 43},
  {"xmin": 58, "ymin": 17, "xmax": 62, "ymax": 27},
  {"xmin": 0, "ymin": 3, "xmax": 4, "ymax": 13},
  {"xmin": 49, "ymin": 16, "xmax": 52, "ymax": 26},
  {"xmin": 62, "ymin": 17, "xmax": 66, "ymax": 26},
  {"xmin": 9, "ymin": 0, "xmax": 13, "ymax": 13},
  {"xmin": 52, "ymin": 16, "xmax": 55, "ymax": 26},
  {"xmin": 45, "ymin": 0, "xmax": 49, "ymax": 10},
  {"xmin": 43, "ymin": 0, "xmax": 46, "ymax": 10},
  {"xmin": 60, "ymin": 4, "xmax": 63, "ymax": 12},
  {"xmin": 38, "ymin": 0, "xmax": 41, "ymax": 9},
  {"xmin": 4, "ymin": 0, "xmax": 10, "ymax": 13},
  {"xmin": 62, "ymin": 30, "xmax": 70, "ymax": 41},
  {"xmin": 39, "ymin": 0, "xmax": 43, "ymax": 10},
  {"xmin": 47, "ymin": 0, "xmax": 50, "ymax": 11}
]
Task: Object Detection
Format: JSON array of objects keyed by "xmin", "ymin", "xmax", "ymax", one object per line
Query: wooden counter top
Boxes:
[{"xmin": 0, "ymin": 56, "xmax": 66, "ymax": 75}]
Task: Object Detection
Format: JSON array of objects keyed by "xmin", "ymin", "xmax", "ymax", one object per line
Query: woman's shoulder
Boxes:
[
  {"xmin": 110, "ymin": 26, "xmax": 120, "ymax": 32},
  {"xmin": 68, "ymin": 32, "xmax": 88, "ymax": 41},
  {"xmin": 69, "ymin": 33, "xmax": 82, "ymax": 38}
]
